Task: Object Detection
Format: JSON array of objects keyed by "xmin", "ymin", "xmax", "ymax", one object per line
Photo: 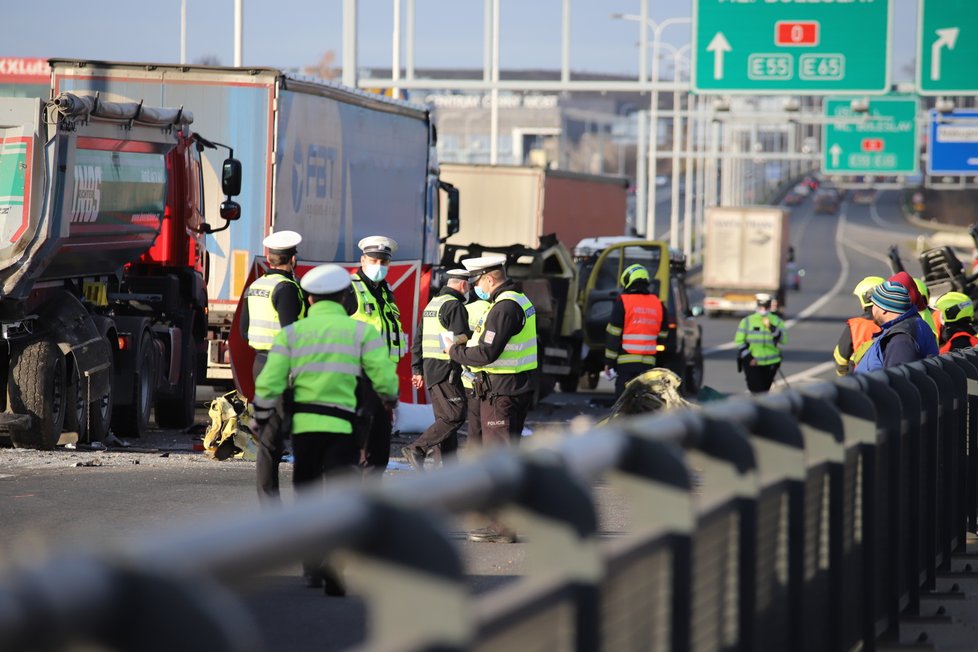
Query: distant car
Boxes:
[
  {"xmin": 802, "ymin": 175, "xmax": 820, "ymax": 191},
  {"xmin": 814, "ymin": 189, "xmax": 840, "ymax": 214},
  {"xmin": 655, "ymin": 175, "xmax": 668, "ymax": 187},
  {"xmin": 852, "ymin": 189, "xmax": 876, "ymax": 205},
  {"xmin": 783, "ymin": 183, "xmax": 809, "ymax": 206}
]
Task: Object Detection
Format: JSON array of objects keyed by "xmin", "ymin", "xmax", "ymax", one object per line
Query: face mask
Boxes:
[
  {"xmin": 363, "ymin": 263, "xmax": 388, "ymax": 282},
  {"xmin": 475, "ymin": 286, "xmax": 491, "ymax": 301}
]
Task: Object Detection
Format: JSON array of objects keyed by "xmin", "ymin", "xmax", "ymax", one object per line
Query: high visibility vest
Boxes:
[
  {"xmin": 617, "ymin": 294, "xmax": 664, "ymax": 365},
  {"xmin": 253, "ymin": 301, "xmax": 398, "ymax": 435},
  {"xmin": 471, "ymin": 291, "xmax": 538, "ymax": 375},
  {"xmin": 921, "ymin": 309, "xmax": 939, "ymax": 340},
  {"xmin": 420, "ymin": 294, "xmax": 459, "ymax": 361},
  {"xmin": 245, "ymin": 273, "xmax": 305, "ymax": 350},
  {"xmin": 350, "ymin": 276, "xmax": 407, "ymax": 363},
  {"xmin": 848, "ymin": 316, "xmax": 881, "ymax": 369},
  {"xmin": 734, "ymin": 312, "xmax": 786, "ymax": 366},
  {"xmin": 462, "ymin": 300, "xmax": 491, "ymax": 389},
  {"xmin": 940, "ymin": 331, "xmax": 978, "ymax": 354}
]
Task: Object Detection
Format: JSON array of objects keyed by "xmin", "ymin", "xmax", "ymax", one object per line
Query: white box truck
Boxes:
[{"xmin": 702, "ymin": 206, "xmax": 789, "ymax": 316}]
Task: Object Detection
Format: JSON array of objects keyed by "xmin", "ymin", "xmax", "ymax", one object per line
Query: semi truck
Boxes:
[
  {"xmin": 702, "ymin": 206, "xmax": 789, "ymax": 317},
  {"xmin": 52, "ymin": 59, "xmax": 458, "ymax": 403},
  {"xmin": 0, "ymin": 92, "xmax": 240, "ymax": 449},
  {"xmin": 440, "ymin": 163, "xmax": 627, "ymax": 249}
]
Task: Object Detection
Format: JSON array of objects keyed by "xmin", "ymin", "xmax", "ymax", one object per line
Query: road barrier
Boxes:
[{"xmin": 1, "ymin": 349, "xmax": 977, "ymax": 651}]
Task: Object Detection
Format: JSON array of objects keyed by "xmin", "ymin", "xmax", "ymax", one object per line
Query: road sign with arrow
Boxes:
[
  {"xmin": 917, "ymin": 0, "xmax": 977, "ymax": 95},
  {"xmin": 692, "ymin": 0, "xmax": 892, "ymax": 94},
  {"xmin": 822, "ymin": 97, "xmax": 918, "ymax": 176}
]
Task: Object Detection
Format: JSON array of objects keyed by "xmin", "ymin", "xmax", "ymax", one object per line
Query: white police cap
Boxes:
[
  {"xmin": 263, "ymin": 230, "xmax": 302, "ymax": 253},
  {"xmin": 445, "ymin": 268, "xmax": 470, "ymax": 280},
  {"xmin": 358, "ymin": 235, "xmax": 398, "ymax": 259},
  {"xmin": 300, "ymin": 264, "xmax": 352, "ymax": 295},
  {"xmin": 462, "ymin": 255, "xmax": 507, "ymax": 278},
  {"xmin": 755, "ymin": 293, "xmax": 773, "ymax": 304}
]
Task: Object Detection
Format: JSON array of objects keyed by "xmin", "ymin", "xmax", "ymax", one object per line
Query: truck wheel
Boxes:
[
  {"xmin": 10, "ymin": 339, "xmax": 67, "ymax": 450},
  {"xmin": 112, "ymin": 331, "xmax": 156, "ymax": 438},
  {"xmin": 64, "ymin": 350, "xmax": 114, "ymax": 443},
  {"xmin": 155, "ymin": 335, "xmax": 198, "ymax": 429},
  {"xmin": 586, "ymin": 372, "xmax": 600, "ymax": 390},
  {"xmin": 64, "ymin": 366, "xmax": 88, "ymax": 442},
  {"xmin": 684, "ymin": 347, "xmax": 704, "ymax": 397}
]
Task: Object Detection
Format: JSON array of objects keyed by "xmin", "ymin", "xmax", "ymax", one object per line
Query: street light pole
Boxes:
[
  {"xmin": 667, "ymin": 43, "xmax": 689, "ymax": 250},
  {"xmin": 610, "ymin": 13, "xmax": 690, "ymax": 240},
  {"xmin": 180, "ymin": 0, "xmax": 187, "ymax": 65}
]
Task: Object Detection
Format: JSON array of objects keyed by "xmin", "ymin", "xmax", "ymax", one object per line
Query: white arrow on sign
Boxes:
[
  {"xmin": 706, "ymin": 32, "xmax": 732, "ymax": 81},
  {"xmin": 829, "ymin": 143, "xmax": 843, "ymax": 168},
  {"xmin": 931, "ymin": 27, "xmax": 960, "ymax": 82}
]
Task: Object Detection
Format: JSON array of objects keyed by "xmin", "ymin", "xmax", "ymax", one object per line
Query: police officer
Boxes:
[
  {"xmin": 448, "ymin": 255, "xmax": 537, "ymax": 543},
  {"xmin": 347, "ymin": 235, "xmax": 408, "ymax": 473},
  {"xmin": 833, "ymin": 276, "xmax": 883, "ymax": 375},
  {"xmin": 239, "ymin": 230, "xmax": 306, "ymax": 504},
  {"xmin": 603, "ymin": 263, "xmax": 667, "ymax": 399},
  {"xmin": 934, "ymin": 292, "xmax": 978, "ymax": 353},
  {"xmin": 403, "ymin": 269, "xmax": 473, "ymax": 470},
  {"xmin": 734, "ymin": 293, "xmax": 787, "ymax": 394},
  {"xmin": 252, "ymin": 264, "xmax": 398, "ymax": 593}
]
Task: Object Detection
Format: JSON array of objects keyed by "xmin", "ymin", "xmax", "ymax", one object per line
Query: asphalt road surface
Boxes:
[{"xmin": 0, "ymin": 190, "xmax": 938, "ymax": 651}]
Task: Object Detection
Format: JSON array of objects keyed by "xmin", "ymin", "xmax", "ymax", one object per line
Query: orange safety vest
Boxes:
[
  {"xmin": 621, "ymin": 294, "xmax": 664, "ymax": 356},
  {"xmin": 940, "ymin": 331, "xmax": 978, "ymax": 354},
  {"xmin": 848, "ymin": 316, "xmax": 881, "ymax": 366}
]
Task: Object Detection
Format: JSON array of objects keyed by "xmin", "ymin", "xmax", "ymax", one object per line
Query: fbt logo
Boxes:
[
  {"xmin": 290, "ymin": 140, "xmax": 336, "ymax": 213},
  {"xmin": 70, "ymin": 165, "xmax": 102, "ymax": 223}
]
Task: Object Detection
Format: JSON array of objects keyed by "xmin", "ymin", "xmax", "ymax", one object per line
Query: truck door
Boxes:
[{"xmin": 581, "ymin": 242, "xmax": 666, "ymax": 348}]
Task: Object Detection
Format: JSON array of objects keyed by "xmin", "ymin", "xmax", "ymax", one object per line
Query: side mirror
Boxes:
[
  {"xmin": 690, "ymin": 305, "xmax": 704, "ymax": 317},
  {"xmin": 220, "ymin": 200, "xmax": 242, "ymax": 222},
  {"xmin": 440, "ymin": 181, "xmax": 460, "ymax": 238},
  {"xmin": 222, "ymin": 158, "xmax": 242, "ymax": 197}
]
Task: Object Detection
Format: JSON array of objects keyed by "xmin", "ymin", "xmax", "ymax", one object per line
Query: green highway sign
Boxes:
[
  {"xmin": 692, "ymin": 0, "xmax": 892, "ymax": 94},
  {"xmin": 822, "ymin": 97, "xmax": 919, "ymax": 175},
  {"xmin": 917, "ymin": 0, "xmax": 978, "ymax": 95}
]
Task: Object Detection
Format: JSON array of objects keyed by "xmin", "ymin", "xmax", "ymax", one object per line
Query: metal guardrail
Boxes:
[{"xmin": 2, "ymin": 349, "xmax": 978, "ymax": 651}]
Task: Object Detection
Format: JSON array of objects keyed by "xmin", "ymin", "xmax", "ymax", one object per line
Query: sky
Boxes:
[{"xmin": 6, "ymin": 0, "xmax": 919, "ymax": 81}]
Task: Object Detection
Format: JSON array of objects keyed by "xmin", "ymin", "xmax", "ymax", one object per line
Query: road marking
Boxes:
[
  {"xmin": 868, "ymin": 196, "xmax": 892, "ymax": 229},
  {"xmin": 704, "ymin": 206, "xmax": 850, "ymax": 354},
  {"xmin": 843, "ymin": 237, "xmax": 891, "ymax": 266},
  {"xmin": 773, "ymin": 360, "xmax": 837, "ymax": 388}
]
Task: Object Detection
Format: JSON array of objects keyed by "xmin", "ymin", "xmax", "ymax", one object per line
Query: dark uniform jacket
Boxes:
[
  {"xmin": 238, "ymin": 268, "xmax": 305, "ymax": 342},
  {"xmin": 411, "ymin": 287, "xmax": 472, "ymax": 387},
  {"xmin": 448, "ymin": 280, "xmax": 535, "ymax": 396}
]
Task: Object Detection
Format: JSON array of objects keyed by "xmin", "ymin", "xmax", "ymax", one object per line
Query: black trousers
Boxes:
[
  {"xmin": 253, "ymin": 350, "xmax": 288, "ymax": 506},
  {"xmin": 481, "ymin": 393, "xmax": 532, "ymax": 448},
  {"xmin": 613, "ymin": 361, "xmax": 654, "ymax": 400},
  {"xmin": 411, "ymin": 378, "xmax": 465, "ymax": 455},
  {"xmin": 359, "ymin": 382, "xmax": 392, "ymax": 474},
  {"xmin": 744, "ymin": 363, "xmax": 779, "ymax": 394},
  {"xmin": 292, "ymin": 433, "xmax": 359, "ymax": 577},
  {"xmin": 465, "ymin": 387, "xmax": 482, "ymax": 447}
]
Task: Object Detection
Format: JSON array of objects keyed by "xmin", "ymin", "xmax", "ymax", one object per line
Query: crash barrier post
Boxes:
[{"xmin": 1, "ymin": 350, "xmax": 978, "ymax": 651}]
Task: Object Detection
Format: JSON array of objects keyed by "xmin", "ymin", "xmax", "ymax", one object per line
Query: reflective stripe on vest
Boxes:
[
  {"xmin": 462, "ymin": 300, "xmax": 492, "ymax": 388},
  {"xmin": 245, "ymin": 274, "xmax": 305, "ymax": 350},
  {"xmin": 420, "ymin": 294, "xmax": 458, "ymax": 361},
  {"xmin": 847, "ymin": 316, "xmax": 881, "ymax": 367},
  {"xmin": 940, "ymin": 331, "xmax": 978, "ymax": 354},
  {"xmin": 473, "ymin": 291, "xmax": 538, "ymax": 375},
  {"xmin": 350, "ymin": 277, "xmax": 407, "ymax": 363},
  {"xmin": 619, "ymin": 294, "xmax": 664, "ymax": 364}
]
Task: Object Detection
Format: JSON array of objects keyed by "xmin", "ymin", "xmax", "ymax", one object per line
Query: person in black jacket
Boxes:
[{"xmin": 403, "ymin": 269, "xmax": 472, "ymax": 470}]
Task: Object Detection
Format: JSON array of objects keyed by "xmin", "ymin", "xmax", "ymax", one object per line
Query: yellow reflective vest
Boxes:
[
  {"xmin": 462, "ymin": 299, "xmax": 491, "ymax": 389},
  {"xmin": 253, "ymin": 301, "xmax": 397, "ymax": 435},
  {"xmin": 420, "ymin": 294, "xmax": 459, "ymax": 361},
  {"xmin": 244, "ymin": 273, "xmax": 306, "ymax": 350},
  {"xmin": 734, "ymin": 311, "xmax": 787, "ymax": 366},
  {"xmin": 471, "ymin": 291, "xmax": 538, "ymax": 375},
  {"xmin": 350, "ymin": 276, "xmax": 407, "ymax": 363}
]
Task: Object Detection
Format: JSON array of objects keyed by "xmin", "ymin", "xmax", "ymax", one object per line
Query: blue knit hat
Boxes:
[{"xmin": 870, "ymin": 280, "xmax": 913, "ymax": 313}]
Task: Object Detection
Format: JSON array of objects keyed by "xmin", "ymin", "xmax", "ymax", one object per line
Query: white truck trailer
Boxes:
[
  {"xmin": 52, "ymin": 60, "xmax": 458, "ymax": 402},
  {"xmin": 702, "ymin": 206, "xmax": 789, "ymax": 316}
]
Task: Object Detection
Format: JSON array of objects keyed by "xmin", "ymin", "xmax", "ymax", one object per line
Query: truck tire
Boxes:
[
  {"xmin": 155, "ymin": 334, "xmax": 197, "ymax": 430},
  {"xmin": 64, "ymin": 366, "xmax": 88, "ymax": 442},
  {"xmin": 64, "ymin": 345, "xmax": 114, "ymax": 443},
  {"xmin": 684, "ymin": 347, "xmax": 704, "ymax": 397},
  {"xmin": 9, "ymin": 339, "xmax": 67, "ymax": 450},
  {"xmin": 112, "ymin": 331, "xmax": 156, "ymax": 438}
]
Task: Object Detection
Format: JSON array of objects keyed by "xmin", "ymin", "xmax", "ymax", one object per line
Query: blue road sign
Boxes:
[{"xmin": 928, "ymin": 109, "xmax": 978, "ymax": 175}]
